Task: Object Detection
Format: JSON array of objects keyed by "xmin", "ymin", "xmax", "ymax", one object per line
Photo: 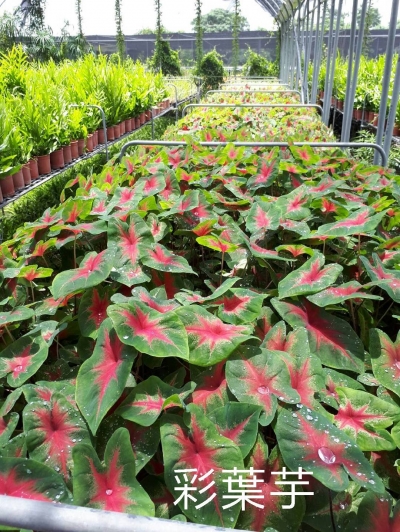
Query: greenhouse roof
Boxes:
[{"xmin": 254, "ymin": 0, "xmax": 305, "ymax": 23}]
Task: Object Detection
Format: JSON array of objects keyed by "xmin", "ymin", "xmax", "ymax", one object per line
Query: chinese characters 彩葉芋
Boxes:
[{"xmin": 173, "ymin": 467, "xmax": 314, "ymax": 511}]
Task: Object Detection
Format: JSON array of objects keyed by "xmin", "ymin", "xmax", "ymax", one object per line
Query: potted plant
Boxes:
[
  {"xmin": 68, "ymin": 108, "xmax": 87, "ymax": 159},
  {"xmin": 17, "ymin": 98, "xmax": 57, "ymax": 175}
]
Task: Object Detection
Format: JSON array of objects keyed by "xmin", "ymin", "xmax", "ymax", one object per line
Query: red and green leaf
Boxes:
[
  {"xmin": 316, "ymin": 207, "xmax": 385, "ymax": 237},
  {"xmin": 116, "ymin": 376, "xmax": 195, "ymax": 426},
  {"xmin": 0, "ymin": 457, "xmax": 68, "ymax": 502},
  {"xmin": 334, "ymin": 387, "xmax": 399, "ymax": 451},
  {"xmin": 245, "ymin": 201, "xmax": 281, "ymax": 234},
  {"xmin": 226, "ymin": 345, "xmax": 300, "ymax": 425},
  {"xmin": 160, "ymin": 404, "xmax": 244, "ymax": 527},
  {"xmin": 76, "ymin": 319, "xmax": 137, "ymax": 435},
  {"xmin": 141, "ymin": 244, "xmax": 195, "ymax": 275},
  {"xmin": 278, "ymin": 252, "xmax": 342, "ymax": 299},
  {"xmin": 176, "ymin": 305, "xmax": 253, "ymax": 367},
  {"xmin": 51, "ymin": 250, "xmax": 113, "ymax": 299},
  {"xmin": 0, "ymin": 333, "xmax": 49, "ymax": 387},
  {"xmin": 108, "ymin": 301, "xmax": 189, "ymax": 360},
  {"xmin": 275, "ymin": 405, "xmax": 385, "ymax": 493},
  {"xmin": 213, "ymin": 288, "xmax": 266, "ymax": 324},
  {"xmin": 78, "ymin": 286, "xmax": 112, "ymax": 339},
  {"xmin": 107, "ymin": 215, "xmax": 153, "ymax": 266},
  {"xmin": 72, "ymin": 427, "xmax": 155, "ymax": 515},
  {"xmin": 236, "ymin": 438, "xmax": 305, "ymax": 532},
  {"xmin": 24, "ymin": 392, "xmax": 90, "ymax": 480},
  {"xmin": 370, "ymin": 329, "xmax": 400, "ymax": 398},
  {"xmin": 208, "ymin": 403, "xmax": 262, "ymax": 458},
  {"xmin": 352, "ymin": 491, "xmax": 400, "ymax": 532},
  {"xmin": 191, "ymin": 362, "xmax": 229, "ymax": 413},
  {"xmin": 272, "ymin": 298, "xmax": 365, "ymax": 373},
  {"xmin": 263, "ymin": 324, "xmax": 325, "ymax": 411},
  {"xmin": 307, "ymin": 281, "xmax": 382, "ymax": 307}
]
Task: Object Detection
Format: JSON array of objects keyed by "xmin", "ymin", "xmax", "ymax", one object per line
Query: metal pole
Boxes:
[
  {"xmin": 311, "ymin": 0, "xmax": 326, "ymax": 103},
  {"xmin": 304, "ymin": 0, "xmax": 317, "ymax": 103},
  {"xmin": 0, "ymin": 496, "xmax": 249, "ymax": 532},
  {"xmin": 324, "ymin": 0, "xmax": 343, "ymax": 124},
  {"xmin": 206, "ymin": 90, "xmax": 302, "ymax": 99},
  {"xmin": 294, "ymin": 24, "xmax": 304, "ymax": 99},
  {"xmin": 341, "ymin": 0, "xmax": 359, "ymax": 139},
  {"xmin": 383, "ymin": 58, "xmax": 400, "ymax": 163},
  {"xmin": 182, "ymin": 103, "xmax": 323, "ymax": 117},
  {"xmin": 341, "ymin": 0, "xmax": 369, "ymax": 142},
  {"xmin": 117, "ymin": 140, "xmax": 387, "ymax": 166},
  {"xmin": 322, "ymin": 0, "xmax": 336, "ymax": 124},
  {"xmin": 374, "ymin": 0, "xmax": 400, "ymax": 164}
]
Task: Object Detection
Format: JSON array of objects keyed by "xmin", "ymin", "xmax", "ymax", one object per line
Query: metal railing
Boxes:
[
  {"xmin": 182, "ymin": 103, "xmax": 323, "ymax": 117},
  {"xmin": 0, "ymin": 496, "xmax": 248, "ymax": 532},
  {"xmin": 206, "ymin": 89, "xmax": 303, "ymax": 103},
  {"xmin": 117, "ymin": 140, "xmax": 387, "ymax": 167}
]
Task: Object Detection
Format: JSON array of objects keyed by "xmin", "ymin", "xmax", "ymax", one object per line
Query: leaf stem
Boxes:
[
  {"xmin": 376, "ymin": 301, "xmax": 395, "ymax": 328},
  {"xmin": 30, "ymin": 281, "xmax": 35, "ymax": 303},
  {"xmin": 220, "ymin": 250, "xmax": 225, "ymax": 286},
  {"xmin": 349, "ymin": 300, "xmax": 357, "ymax": 332},
  {"xmin": 328, "ymin": 489, "xmax": 337, "ymax": 532},
  {"xmin": 73, "ymin": 236, "xmax": 77, "ymax": 269},
  {"xmin": 4, "ymin": 325, "xmax": 14, "ymax": 342}
]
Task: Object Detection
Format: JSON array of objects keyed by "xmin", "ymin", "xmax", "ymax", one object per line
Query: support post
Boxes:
[
  {"xmin": 322, "ymin": 0, "xmax": 336, "ymax": 124},
  {"xmin": 341, "ymin": 0, "xmax": 369, "ymax": 142},
  {"xmin": 341, "ymin": 0, "xmax": 359, "ymax": 138},
  {"xmin": 383, "ymin": 58, "xmax": 400, "ymax": 163},
  {"xmin": 374, "ymin": 0, "xmax": 400, "ymax": 163}
]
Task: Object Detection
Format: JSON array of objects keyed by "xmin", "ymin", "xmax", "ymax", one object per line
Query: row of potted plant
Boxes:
[
  {"xmin": 0, "ymin": 48, "xmax": 170, "ymax": 201},
  {"xmin": 313, "ymin": 53, "xmax": 400, "ymax": 136}
]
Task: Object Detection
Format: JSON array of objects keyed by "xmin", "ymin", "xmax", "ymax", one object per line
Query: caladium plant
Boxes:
[{"xmin": 0, "ymin": 86, "xmax": 399, "ymax": 531}]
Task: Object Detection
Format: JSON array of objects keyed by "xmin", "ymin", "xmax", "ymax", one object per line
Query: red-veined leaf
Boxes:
[
  {"xmin": 271, "ymin": 298, "xmax": 364, "ymax": 373},
  {"xmin": 307, "ymin": 281, "xmax": 382, "ymax": 307},
  {"xmin": 370, "ymin": 329, "xmax": 400, "ymax": 398},
  {"xmin": 107, "ymin": 214, "xmax": 153, "ymax": 266},
  {"xmin": 116, "ymin": 376, "xmax": 195, "ymax": 426},
  {"xmin": 176, "ymin": 305, "xmax": 253, "ymax": 367},
  {"xmin": 334, "ymin": 387, "xmax": 399, "ymax": 451},
  {"xmin": 278, "ymin": 252, "xmax": 342, "ymax": 299},
  {"xmin": 161, "ymin": 404, "xmax": 244, "ymax": 527},
  {"xmin": 108, "ymin": 301, "xmax": 189, "ymax": 360},
  {"xmin": 275, "ymin": 405, "xmax": 385, "ymax": 493},
  {"xmin": 72, "ymin": 428, "xmax": 154, "ymax": 515},
  {"xmin": 316, "ymin": 207, "xmax": 385, "ymax": 237},
  {"xmin": 0, "ymin": 333, "xmax": 49, "ymax": 387},
  {"xmin": 51, "ymin": 250, "xmax": 113, "ymax": 299},
  {"xmin": 141, "ymin": 244, "xmax": 195, "ymax": 275},
  {"xmin": 226, "ymin": 345, "xmax": 300, "ymax": 425},
  {"xmin": 0, "ymin": 457, "xmax": 68, "ymax": 502},
  {"xmin": 236, "ymin": 437, "xmax": 305, "ymax": 532},
  {"xmin": 78, "ymin": 286, "xmax": 112, "ymax": 339},
  {"xmin": 24, "ymin": 392, "xmax": 90, "ymax": 480},
  {"xmin": 208, "ymin": 403, "xmax": 261, "ymax": 458},
  {"xmin": 76, "ymin": 318, "xmax": 137, "ymax": 435}
]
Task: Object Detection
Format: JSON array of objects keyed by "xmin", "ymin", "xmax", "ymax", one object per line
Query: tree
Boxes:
[
  {"xmin": 115, "ymin": 0, "xmax": 125, "ymax": 60},
  {"xmin": 191, "ymin": 8, "xmax": 249, "ymax": 33},
  {"xmin": 75, "ymin": 0, "xmax": 83, "ymax": 38},
  {"xmin": 232, "ymin": 0, "xmax": 240, "ymax": 73},
  {"xmin": 194, "ymin": 0, "xmax": 203, "ymax": 70},
  {"xmin": 357, "ymin": 3, "xmax": 381, "ymax": 29}
]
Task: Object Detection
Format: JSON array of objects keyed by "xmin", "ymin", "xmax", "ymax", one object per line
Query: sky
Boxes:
[{"xmin": 0, "ymin": 0, "xmax": 396, "ymax": 35}]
